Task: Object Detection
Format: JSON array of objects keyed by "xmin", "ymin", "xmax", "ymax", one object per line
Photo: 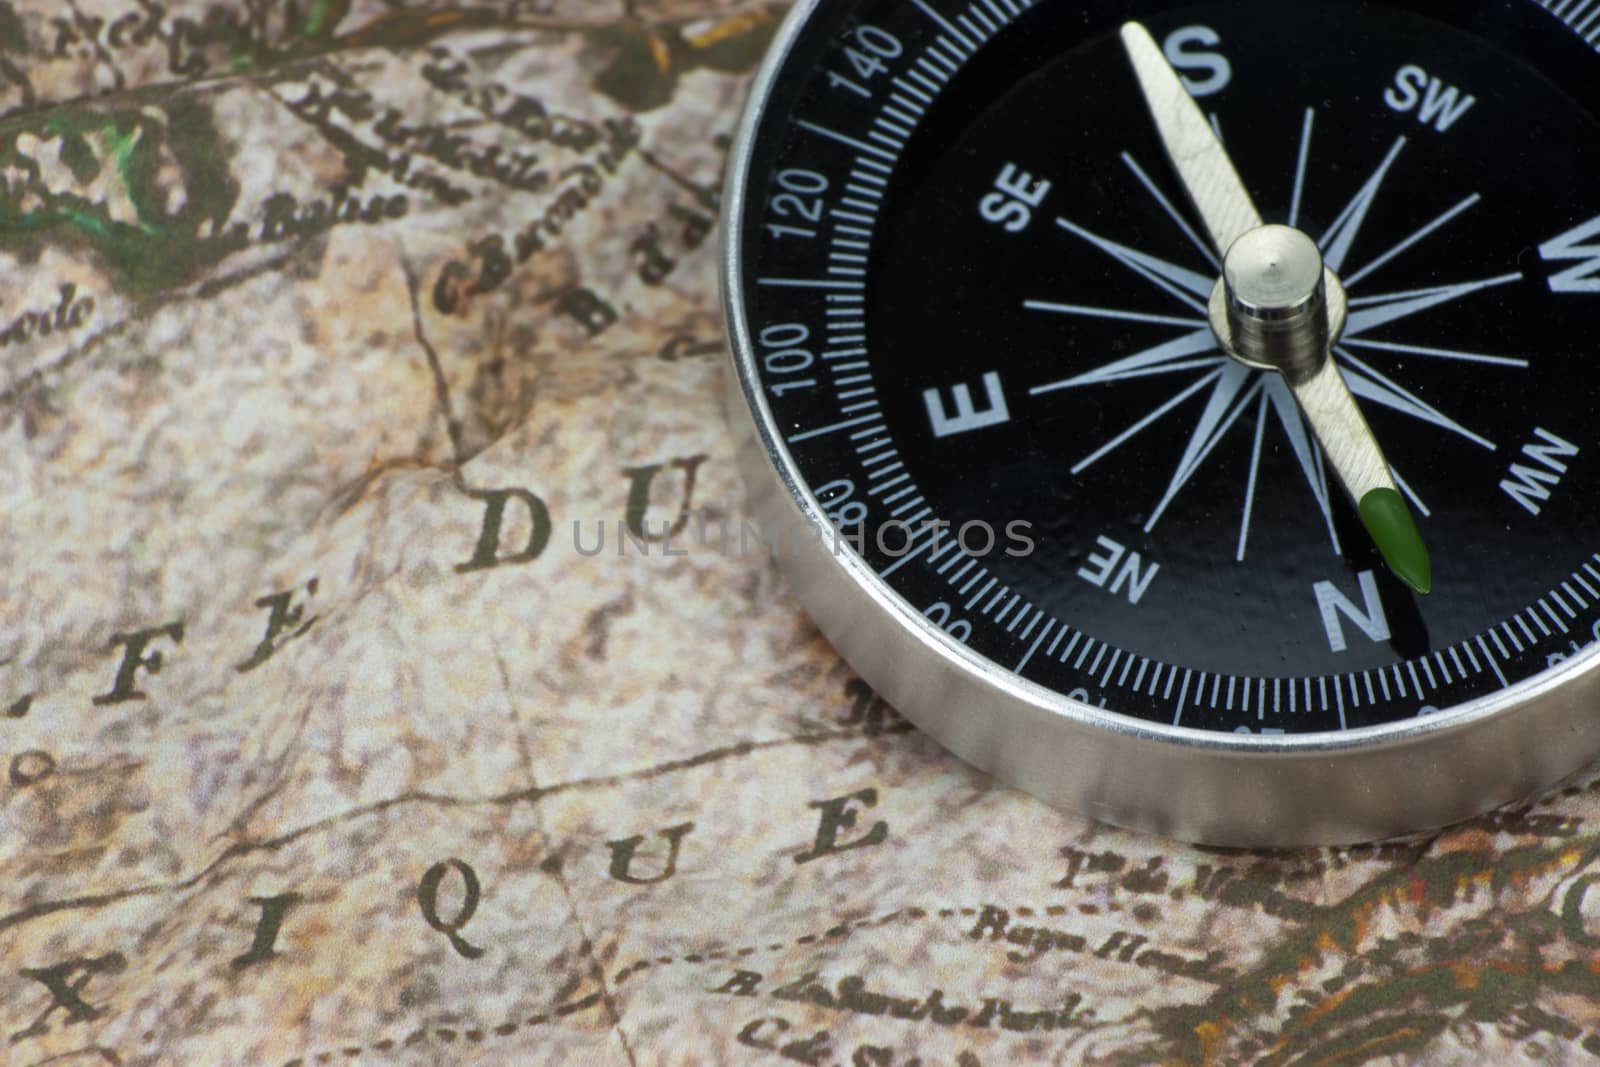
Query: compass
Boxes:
[{"xmin": 720, "ymin": 0, "xmax": 1600, "ymax": 845}]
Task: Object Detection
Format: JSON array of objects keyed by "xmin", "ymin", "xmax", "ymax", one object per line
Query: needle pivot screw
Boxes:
[{"xmin": 1215, "ymin": 224, "xmax": 1336, "ymax": 381}]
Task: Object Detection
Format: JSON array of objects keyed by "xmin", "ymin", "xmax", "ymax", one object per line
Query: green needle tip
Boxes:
[{"xmin": 1359, "ymin": 488, "xmax": 1432, "ymax": 596}]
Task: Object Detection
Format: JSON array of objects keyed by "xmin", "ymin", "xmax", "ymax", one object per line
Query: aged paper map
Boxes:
[{"xmin": 7, "ymin": 2, "xmax": 1600, "ymax": 1064}]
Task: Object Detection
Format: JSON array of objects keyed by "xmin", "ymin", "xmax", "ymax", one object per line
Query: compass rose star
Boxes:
[{"xmin": 1028, "ymin": 108, "xmax": 1525, "ymax": 561}]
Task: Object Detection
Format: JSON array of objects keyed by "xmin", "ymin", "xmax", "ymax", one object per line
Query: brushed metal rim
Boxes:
[{"xmin": 718, "ymin": 0, "xmax": 1600, "ymax": 846}]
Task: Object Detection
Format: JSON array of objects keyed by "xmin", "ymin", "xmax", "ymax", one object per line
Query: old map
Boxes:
[{"xmin": 5, "ymin": 1, "xmax": 1600, "ymax": 1064}]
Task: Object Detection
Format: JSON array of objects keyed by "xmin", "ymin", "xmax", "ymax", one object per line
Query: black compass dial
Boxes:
[{"xmin": 736, "ymin": 0, "xmax": 1600, "ymax": 733}]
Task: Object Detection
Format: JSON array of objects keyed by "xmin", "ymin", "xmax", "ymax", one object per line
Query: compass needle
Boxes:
[
  {"xmin": 1122, "ymin": 20, "xmax": 1432, "ymax": 591},
  {"xmin": 1119, "ymin": 21, "xmax": 1263, "ymax": 252},
  {"xmin": 1359, "ymin": 487, "xmax": 1433, "ymax": 596},
  {"xmin": 727, "ymin": 0, "xmax": 1600, "ymax": 844}
]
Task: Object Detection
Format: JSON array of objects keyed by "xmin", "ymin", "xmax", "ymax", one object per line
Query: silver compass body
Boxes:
[{"xmin": 722, "ymin": 0, "xmax": 1600, "ymax": 845}]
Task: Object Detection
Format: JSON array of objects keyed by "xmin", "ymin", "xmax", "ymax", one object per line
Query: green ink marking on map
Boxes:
[
  {"xmin": 0, "ymin": 100, "xmax": 243, "ymax": 292},
  {"xmin": 1360, "ymin": 487, "xmax": 1432, "ymax": 596}
]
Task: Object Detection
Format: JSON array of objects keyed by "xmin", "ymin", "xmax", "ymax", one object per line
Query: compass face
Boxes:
[{"xmin": 727, "ymin": 0, "xmax": 1600, "ymax": 740}]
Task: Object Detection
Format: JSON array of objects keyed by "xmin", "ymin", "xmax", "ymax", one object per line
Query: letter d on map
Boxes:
[{"xmin": 457, "ymin": 489, "xmax": 553, "ymax": 573}]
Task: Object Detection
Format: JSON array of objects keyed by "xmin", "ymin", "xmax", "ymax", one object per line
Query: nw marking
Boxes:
[{"xmin": 1501, "ymin": 428, "xmax": 1580, "ymax": 516}]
